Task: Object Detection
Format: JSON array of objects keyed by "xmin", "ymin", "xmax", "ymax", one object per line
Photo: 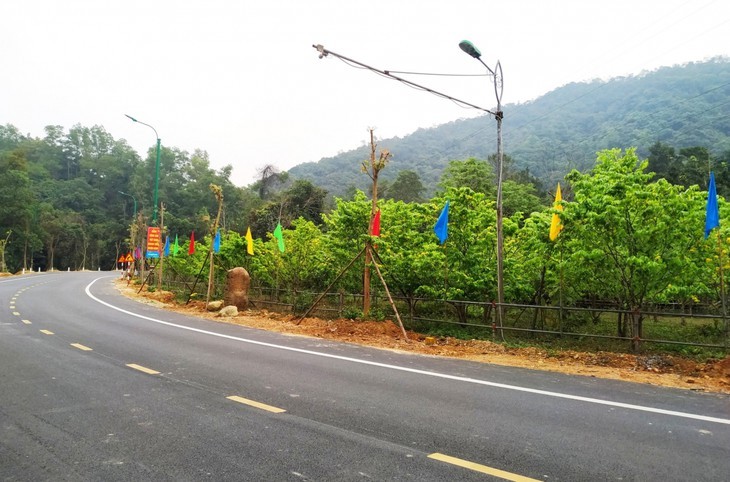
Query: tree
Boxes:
[
  {"xmin": 283, "ymin": 180, "xmax": 327, "ymax": 225},
  {"xmin": 419, "ymin": 188, "xmax": 498, "ymax": 324},
  {"xmin": 0, "ymin": 149, "xmax": 35, "ymax": 271},
  {"xmin": 0, "ymin": 230, "xmax": 11, "ymax": 273},
  {"xmin": 564, "ymin": 148, "xmax": 708, "ymax": 349},
  {"xmin": 438, "ymin": 157, "xmax": 495, "ymax": 195},
  {"xmin": 385, "ymin": 170, "xmax": 425, "ymax": 203},
  {"xmin": 373, "ymin": 200, "xmax": 440, "ymax": 318},
  {"xmin": 254, "ymin": 164, "xmax": 287, "ymax": 200},
  {"xmin": 647, "ymin": 141, "xmax": 678, "ymax": 182},
  {"xmin": 501, "ymin": 180, "xmax": 544, "ymax": 219}
]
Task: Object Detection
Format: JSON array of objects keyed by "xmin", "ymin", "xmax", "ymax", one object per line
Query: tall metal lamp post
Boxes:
[
  {"xmin": 458, "ymin": 40, "xmax": 505, "ymax": 325},
  {"xmin": 125, "ymin": 114, "xmax": 161, "ymax": 224}
]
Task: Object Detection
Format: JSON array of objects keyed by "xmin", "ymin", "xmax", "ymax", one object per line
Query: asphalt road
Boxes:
[{"xmin": 1, "ymin": 272, "xmax": 728, "ymax": 481}]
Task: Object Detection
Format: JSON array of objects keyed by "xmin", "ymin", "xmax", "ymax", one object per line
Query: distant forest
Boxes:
[
  {"xmin": 1, "ymin": 58, "xmax": 730, "ymax": 273},
  {"xmin": 289, "ymin": 57, "xmax": 730, "ymax": 196}
]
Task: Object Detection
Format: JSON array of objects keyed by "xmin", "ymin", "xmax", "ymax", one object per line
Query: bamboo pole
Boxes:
[{"xmin": 367, "ymin": 244, "xmax": 409, "ymax": 341}]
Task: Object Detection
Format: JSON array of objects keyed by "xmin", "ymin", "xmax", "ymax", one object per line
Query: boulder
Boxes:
[
  {"xmin": 218, "ymin": 305, "xmax": 239, "ymax": 317},
  {"xmin": 224, "ymin": 267, "xmax": 250, "ymax": 310}
]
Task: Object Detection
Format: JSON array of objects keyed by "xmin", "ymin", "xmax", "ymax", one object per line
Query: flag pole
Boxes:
[
  {"xmin": 559, "ymin": 240, "xmax": 564, "ymax": 335},
  {"xmin": 706, "ymin": 171, "xmax": 726, "ymax": 347},
  {"xmin": 718, "ymin": 233, "xmax": 728, "ymax": 348},
  {"xmin": 443, "ymin": 242, "xmax": 448, "ymax": 299}
]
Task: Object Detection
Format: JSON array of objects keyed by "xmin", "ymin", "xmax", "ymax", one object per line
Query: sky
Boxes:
[{"xmin": 3, "ymin": 0, "xmax": 729, "ymax": 187}]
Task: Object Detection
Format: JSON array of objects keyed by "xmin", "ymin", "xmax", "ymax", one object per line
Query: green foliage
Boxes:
[
  {"xmin": 383, "ymin": 170, "xmax": 425, "ymax": 203},
  {"xmin": 3, "ymin": 62, "xmax": 730, "ymax": 354},
  {"xmin": 562, "ymin": 148, "xmax": 712, "ymax": 338},
  {"xmin": 341, "ymin": 307, "xmax": 363, "ymax": 320},
  {"xmin": 438, "ymin": 157, "xmax": 495, "ymax": 195},
  {"xmin": 249, "ymin": 179, "xmax": 327, "ymax": 236},
  {"xmin": 250, "ymin": 217, "xmax": 334, "ymax": 292}
]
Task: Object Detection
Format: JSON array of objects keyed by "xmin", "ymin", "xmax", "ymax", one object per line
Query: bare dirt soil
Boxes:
[{"xmin": 117, "ymin": 282, "xmax": 730, "ymax": 395}]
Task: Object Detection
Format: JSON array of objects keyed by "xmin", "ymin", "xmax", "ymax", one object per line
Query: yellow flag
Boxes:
[
  {"xmin": 245, "ymin": 227, "xmax": 254, "ymax": 255},
  {"xmin": 549, "ymin": 183, "xmax": 563, "ymax": 241}
]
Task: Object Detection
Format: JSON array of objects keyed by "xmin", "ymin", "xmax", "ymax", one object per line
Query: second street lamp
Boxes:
[
  {"xmin": 459, "ymin": 39, "xmax": 505, "ymax": 327},
  {"xmin": 125, "ymin": 114, "xmax": 162, "ymax": 224},
  {"xmin": 118, "ymin": 190, "xmax": 137, "ymax": 219},
  {"xmin": 119, "ymin": 190, "xmax": 138, "ymax": 277}
]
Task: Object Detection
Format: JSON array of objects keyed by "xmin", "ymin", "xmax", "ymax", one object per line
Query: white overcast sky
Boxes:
[{"xmin": 2, "ymin": 0, "xmax": 728, "ymax": 187}]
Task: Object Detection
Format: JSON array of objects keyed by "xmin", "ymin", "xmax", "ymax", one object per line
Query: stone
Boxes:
[
  {"xmin": 207, "ymin": 300, "xmax": 224, "ymax": 311},
  {"xmin": 224, "ymin": 267, "xmax": 250, "ymax": 310},
  {"xmin": 218, "ymin": 305, "xmax": 238, "ymax": 317}
]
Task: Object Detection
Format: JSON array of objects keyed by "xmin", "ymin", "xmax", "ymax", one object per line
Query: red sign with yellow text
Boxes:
[{"xmin": 146, "ymin": 227, "xmax": 161, "ymax": 259}]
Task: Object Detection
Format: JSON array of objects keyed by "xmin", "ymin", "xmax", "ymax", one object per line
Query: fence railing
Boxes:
[{"xmin": 155, "ymin": 275, "xmax": 729, "ymax": 354}]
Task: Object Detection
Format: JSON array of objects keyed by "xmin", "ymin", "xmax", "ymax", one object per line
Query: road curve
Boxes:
[{"xmin": 1, "ymin": 272, "xmax": 728, "ymax": 481}]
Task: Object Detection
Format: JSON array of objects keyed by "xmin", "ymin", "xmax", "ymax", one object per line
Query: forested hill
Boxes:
[{"xmin": 288, "ymin": 57, "xmax": 730, "ymax": 196}]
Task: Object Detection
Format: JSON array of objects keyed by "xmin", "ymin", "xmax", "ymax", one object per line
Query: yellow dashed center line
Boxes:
[
  {"xmin": 70, "ymin": 343, "xmax": 93, "ymax": 351},
  {"xmin": 22, "ymin": 319, "xmax": 31, "ymax": 324},
  {"xmin": 39, "ymin": 329, "xmax": 54, "ymax": 335},
  {"xmin": 428, "ymin": 453, "xmax": 540, "ymax": 481},
  {"xmin": 12, "ymin": 312, "xmax": 20, "ymax": 316},
  {"xmin": 126, "ymin": 363, "xmax": 160, "ymax": 375},
  {"xmin": 227, "ymin": 395, "xmax": 286, "ymax": 413}
]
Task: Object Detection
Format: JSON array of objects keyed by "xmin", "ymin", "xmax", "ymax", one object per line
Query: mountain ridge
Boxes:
[{"xmin": 288, "ymin": 57, "xmax": 730, "ymax": 196}]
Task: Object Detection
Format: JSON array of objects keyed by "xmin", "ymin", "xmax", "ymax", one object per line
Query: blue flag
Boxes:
[
  {"xmin": 705, "ymin": 172, "xmax": 720, "ymax": 239},
  {"xmin": 434, "ymin": 200, "xmax": 450, "ymax": 245},
  {"xmin": 213, "ymin": 229, "xmax": 221, "ymax": 253},
  {"xmin": 163, "ymin": 236, "xmax": 170, "ymax": 257}
]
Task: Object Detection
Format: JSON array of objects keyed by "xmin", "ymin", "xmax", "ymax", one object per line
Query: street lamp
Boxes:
[
  {"xmin": 459, "ymin": 40, "xmax": 505, "ymax": 326},
  {"xmin": 125, "ymin": 114, "xmax": 161, "ymax": 224},
  {"xmin": 118, "ymin": 190, "xmax": 137, "ymax": 219}
]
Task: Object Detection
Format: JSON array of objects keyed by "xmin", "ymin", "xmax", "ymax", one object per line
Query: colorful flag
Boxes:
[
  {"xmin": 549, "ymin": 183, "xmax": 564, "ymax": 241},
  {"xmin": 134, "ymin": 246, "xmax": 142, "ymax": 260},
  {"xmin": 188, "ymin": 231, "xmax": 195, "ymax": 255},
  {"xmin": 172, "ymin": 234, "xmax": 179, "ymax": 256},
  {"xmin": 213, "ymin": 229, "xmax": 221, "ymax": 254},
  {"xmin": 245, "ymin": 227, "xmax": 254, "ymax": 255},
  {"xmin": 705, "ymin": 172, "xmax": 720, "ymax": 239},
  {"xmin": 434, "ymin": 200, "xmax": 449, "ymax": 245},
  {"xmin": 273, "ymin": 223, "xmax": 285, "ymax": 253},
  {"xmin": 163, "ymin": 236, "xmax": 170, "ymax": 257},
  {"xmin": 371, "ymin": 209, "xmax": 381, "ymax": 236}
]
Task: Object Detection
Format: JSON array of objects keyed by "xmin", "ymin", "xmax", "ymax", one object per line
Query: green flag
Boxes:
[
  {"xmin": 273, "ymin": 223, "xmax": 285, "ymax": 253},
  {"xmin": 172, "ymin": 234, "xmax": 180, "ymax": 256}
]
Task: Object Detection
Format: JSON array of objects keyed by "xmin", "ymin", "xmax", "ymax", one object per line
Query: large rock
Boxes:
[
  {"xmin": 224, "ymin": 267, "xmax": 250, "ymax": 310},
  {"xmin": 218, "ymin": 305, "xmax": 239, "ymax": 317}
]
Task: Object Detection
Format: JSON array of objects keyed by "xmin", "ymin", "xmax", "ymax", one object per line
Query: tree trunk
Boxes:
[
  {"xmin": 449, "ymin": 302, "xmax": 468, "ymax": 327},
  {"xmin": 617, "ymin": 310, "xmax": 626, "ymax": 338}
]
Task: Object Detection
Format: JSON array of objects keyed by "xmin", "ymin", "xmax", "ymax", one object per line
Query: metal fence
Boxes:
[
  {"xmin": 156, "ymin": 274, "xmax": 729, "ymax": 354},
  {"xmin": 248, "ymin": 286, "xmax": 729, "ymax": 353}
]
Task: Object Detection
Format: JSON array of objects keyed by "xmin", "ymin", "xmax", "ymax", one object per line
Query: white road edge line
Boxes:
[{"xmin": 85, "ymin": 276, "xmax": 730, "ymax": 425}]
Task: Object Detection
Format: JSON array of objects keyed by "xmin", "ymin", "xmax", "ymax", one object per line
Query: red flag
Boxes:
[
  {"xmin": 371, "ymin": 210, "xmax": 381, "ymax": 236},
  {"xmin": 188, "ymin": 231, "xmax": 195, "ymax": 255}
]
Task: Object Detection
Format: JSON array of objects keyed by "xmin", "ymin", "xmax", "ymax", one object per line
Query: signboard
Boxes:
[{"xmin": 146, "ymin": 226, "xmax": 161, "ymax": 259}]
